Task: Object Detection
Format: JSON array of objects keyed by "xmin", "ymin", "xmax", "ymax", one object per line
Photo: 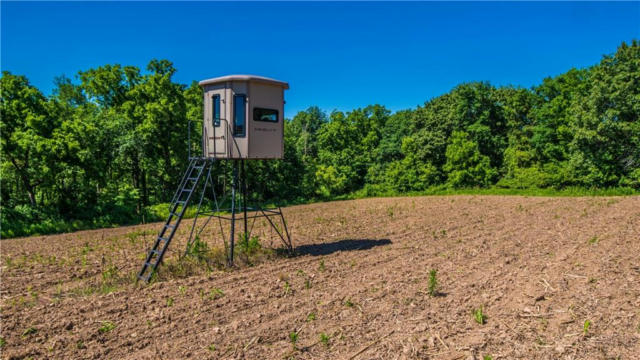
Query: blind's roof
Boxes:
[{"xmin": 199, "ymin": 75, "xmax": 289, "ymax": 89}]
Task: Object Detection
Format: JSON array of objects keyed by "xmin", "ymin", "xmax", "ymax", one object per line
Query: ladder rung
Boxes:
[
  {"xmin": 149, "ymin": 249, "xmax": 160, "ymax": 255},
  {"xmin": 187, "ymin": 177, "xmax": 199, "ymax": 181},
  {"xmin": 165, "ymin": 224, "xmax": 175, "ymax": 229},
  {"xmin": 157, "ymin": 237, "xmax": 169, "ymax": 243}
]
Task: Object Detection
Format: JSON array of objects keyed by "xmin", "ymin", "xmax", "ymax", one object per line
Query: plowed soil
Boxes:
[{"xmin": 1, "ymin": 195, "xmax": 640, "ymax": 360}]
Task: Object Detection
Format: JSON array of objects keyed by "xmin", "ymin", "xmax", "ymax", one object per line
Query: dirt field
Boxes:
[{"xmin": 1, "ymin": 195, "xmax": 639, "ymax": 359}]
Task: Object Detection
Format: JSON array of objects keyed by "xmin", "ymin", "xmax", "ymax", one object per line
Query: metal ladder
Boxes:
[{"xmin": 137, "ymin": 158, "xmax": 208, "ymax": 282}]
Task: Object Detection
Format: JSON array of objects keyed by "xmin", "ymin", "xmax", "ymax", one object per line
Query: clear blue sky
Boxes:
[{"xmin": 2, "ymin": 2, "xmax": 638, "ymax": 118}]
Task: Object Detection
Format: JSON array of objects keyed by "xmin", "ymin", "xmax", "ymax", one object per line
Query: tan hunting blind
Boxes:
[
  {"xmin": 137, "ymin": 75, "xmax": 293, "ymax": 283},
  {"xmin": 199, "ymin": 75, "xmax": 289, "ymax": 159}
]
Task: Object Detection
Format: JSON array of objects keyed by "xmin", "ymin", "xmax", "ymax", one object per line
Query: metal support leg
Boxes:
[
  {"xmin": 229, "ymin": 161, "xmax": 237, "ymax": 267},
  {"xmin": 242, "ymin": 160, "xmax": 248, "ymax": 249}
]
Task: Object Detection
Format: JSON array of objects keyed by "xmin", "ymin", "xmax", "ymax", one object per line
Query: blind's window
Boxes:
[
  {"xmin": 233, "ymin": 94, "xmax": 246, "ymax": 137},
  {"xmin": 253, "ymin": 108, "xmax": 278, "ymax": 123},
  {"xmin": 212, "ymin": 95, "xmax": 220, "ymax": 127}
]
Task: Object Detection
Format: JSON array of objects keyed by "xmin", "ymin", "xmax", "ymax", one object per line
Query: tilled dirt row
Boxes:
[{"xmin": 1, "ymin": 195, "xmax": 639, "ymax": 359}]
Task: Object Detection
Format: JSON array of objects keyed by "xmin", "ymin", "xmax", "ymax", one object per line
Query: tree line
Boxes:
[{"xmin": 2, "ymin": 41, "xmax": 638, "ymax": 238}]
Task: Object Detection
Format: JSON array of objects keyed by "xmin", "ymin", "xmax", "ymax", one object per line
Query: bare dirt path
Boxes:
[{"xmin": 1, "ymin": 195, "xmax": 639, "ymax": 359}]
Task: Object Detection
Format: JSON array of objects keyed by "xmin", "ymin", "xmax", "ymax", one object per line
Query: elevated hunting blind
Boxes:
[
  {"xmin": 200, "ymin": 75, "xmax": 289, "ymax": 159},
  {"xmin": 137, "ymin": 75, "xmax": 293, "ymax": 283}
]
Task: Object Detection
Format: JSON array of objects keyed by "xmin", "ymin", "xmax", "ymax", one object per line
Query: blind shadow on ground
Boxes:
[{"xmin": 295, "ymin": 238, "xmax": 392, "ymax": 256}]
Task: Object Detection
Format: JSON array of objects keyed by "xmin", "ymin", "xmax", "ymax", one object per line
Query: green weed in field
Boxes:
[
  {"xmin": 428, "ymin": 269, "xmax": 438, "ymax": 297},
  {"xmin": 209, "ymin": 288, "xmax": 224, "ymax": 300},
  {"xmin": 319, "ymin": 332, "xmax": 330, "ymax": 347},
  {"xmin": 472, "ymin": 307, "xmax": 486, "ymax": 325},
  {"xmin": 22, "ymin": 327, "xmax": 37, "ymax": 337},
  {"xmin": 583, "ymin": 320, "xmax": 591, "ymax": 335},
  {"xmin": 98, "ymin": 321, "xmax": 116, "ymax": 333},
  {"xmin": 289, "ymin": 331, "xmax": 299, "ymax": 348}
]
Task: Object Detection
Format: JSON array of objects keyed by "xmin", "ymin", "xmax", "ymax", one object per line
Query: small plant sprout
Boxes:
[
  {"xmin": 319, "ymin": 332, "xmax": 330, "ymax": 347},
  {"xmin": 588, "ymin": 236, "xmax": 598, "ymax": 245},
  {"xmin": 307, "ymin": 312, "xmax": 316, "ymax": 321},
  {"xmin": 99, "ymin": 321, "xmax": 116, "ymax": 333},
  {"xmin": 166, "ymin": 297, "xmax": 174, "ymax": 307},
  {"xmin": 472, "ymin": 307, "xmax": 486, "ymax": 325},
  {"xmin": 386, "ymin": 206, "xmax": 395, "ymax": 218},
  {"xmin": 483, "ymin": 356, "xmax": 493, "ymax": 360},
  {"xmin": 583, "ymin": 320, "xmax": 591, "ymax": 335},
  {"xmin": 344, "ymin": 299, "xmax": 354, "ymax": 307},
  {"xmin": 207, "ymin": 344, "xmax": 216, "ymax": 352},
  {"xmin": 319, "ymin": 260, "xmax": 326, "ymax": 272},
  {"xmin": 289, "ymin": 331, "xmax": 299, "ymax": 348},
  {"xmin": 0, "ymin": 337, "xmax": 5, "ymax": 348},
  {"xmin": 428, "ymin": 269, "xmax": 438, "ymax": 297},
  {"xmin": 209, "ymin": 288, "xmax": 225, "ymax": 300},
  {"xmin": 178, "ymin": 285, "xmax": 186, "ymax": 295},
  {"xmin": 22, "ymin": 327, "xmax": 37, "ymax": 337},
  {"xmin": 284, "ymin": 281, "xmax": 291, "ymax": 296},
  {"xmin": 76, "ymin": 340, "xmax": 85, "ymax": 349},
  {"xmin": 304, "ymin": 278, "xmax": 312, "ymax": 289}
]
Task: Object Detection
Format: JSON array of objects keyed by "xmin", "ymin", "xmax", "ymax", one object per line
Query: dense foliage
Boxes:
[{"xmin": 2, "ymin": 41, "xmax": 638, "ymax": 238}]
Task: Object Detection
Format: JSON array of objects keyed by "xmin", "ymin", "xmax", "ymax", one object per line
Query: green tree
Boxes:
[
  {"xmin": 443, "ymin": 131, "xmax": 497, "ymax": 187},
  {"xmin": 1, "ymin": 72, "xmax": 52, "ymax": 206}
]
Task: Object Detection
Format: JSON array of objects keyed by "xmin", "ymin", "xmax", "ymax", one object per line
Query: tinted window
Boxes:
[
  {"xmin": 212, "ymin": 95, "xmax": 220, "ymax": 126},
  {"xmin": 233, "ymin": 94, "xmax": 246, "ymax": 137},
  {"xmin": 253, "ymin": 108, "xmax": 278, "ymax": 123}
]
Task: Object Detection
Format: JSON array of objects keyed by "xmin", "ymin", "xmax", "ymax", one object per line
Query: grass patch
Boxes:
[
  {"xmin": 349, "ymin": 185, "xmax": 639, "ymax": 200},
  {"xmin": 208, "ymin": 288, "xmax": 225, "ymax": 300},
  {"xmin": 427, "ymin": 269, "xmax": 438, "ymax": 297},
  {"xmin": 319, "ymin": 332, "xmax": 330, "ymax": 347},
  {"xmin": 22, "ymin": 327, "xmax": 37, "ymax": 337},
  {"xmin": 289, "ymin": 331, "xmax": 299, "ymax": 349},
  {"xmin": 583, "ymin": 320, "xmax": 591, "ymax": 336},
  {"xmin": 98, "ymin": 321, "xmax": 116, "ymax": 333},
  {"xmin": 472, "ymin": 307, "xmax": 487, "ymax": 325},
  {"xmin": 5, "ymin": 184, "xmax": 636, "ymax": 239}
]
